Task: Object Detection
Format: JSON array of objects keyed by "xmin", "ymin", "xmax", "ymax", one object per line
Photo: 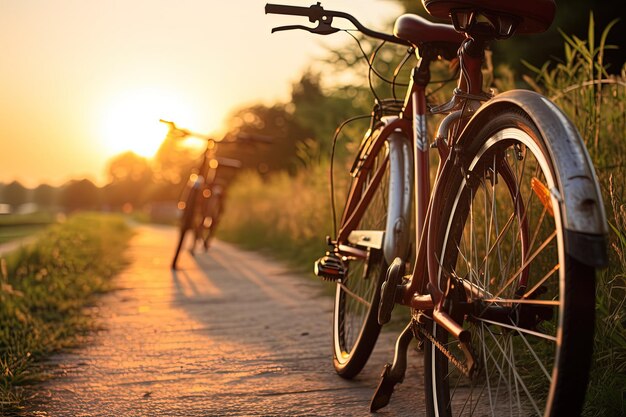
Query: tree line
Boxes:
[
  {"xmin": 0, "ymin": 70, "xmax": 366, "ymax": 216},
  {"xmin": 2, "ymin": 0, "xmax": 620, "ymax": 216}
]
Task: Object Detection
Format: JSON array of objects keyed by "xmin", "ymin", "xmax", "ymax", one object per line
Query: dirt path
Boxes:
[
  {"xmin": 29, "ymin": 225, "xmax": 426, "ymax": 416},
  {"xmin": 0, "ymin": 236, "xmax": 36, "ymax": 257}
]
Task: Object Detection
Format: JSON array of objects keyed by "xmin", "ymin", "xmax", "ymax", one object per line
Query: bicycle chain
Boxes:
[{"xmin": 417, "ymin": 324, "xmax": 471, "ymax": 378}]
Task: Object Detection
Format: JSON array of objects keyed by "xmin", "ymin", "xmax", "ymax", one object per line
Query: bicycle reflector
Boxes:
[{"xmin": 531, "ymin": 177, "xmax": 554, "ymax": 217}]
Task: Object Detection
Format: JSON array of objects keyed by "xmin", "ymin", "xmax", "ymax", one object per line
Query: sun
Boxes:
[{"xmin": 99, "ymin": 88, "xmax": 199, "ymax": 158}]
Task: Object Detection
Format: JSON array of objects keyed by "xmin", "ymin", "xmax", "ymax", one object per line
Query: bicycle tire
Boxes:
[
  {"xmin": 171, "ymin": 186, "xmax": 199, "ymax": 269},
  {"xmin": 333, "ymin": 130, "xmax": 410, "ymax": 378},
  {"xmin": 191, "ymin": 192, "xmax": 210, "ymax": 254},
  {"xmin": 202, "ymin": 194, "xmax": 223, "ymax": 251},
  {"xmin": 424, "ymin": 109, "xmax": 596, "ymax": 417}
]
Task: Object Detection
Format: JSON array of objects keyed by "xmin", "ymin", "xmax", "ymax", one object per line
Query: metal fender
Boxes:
[
  {"xmin": 381, "ymin": 117, "xmax": 414, "ymax": 264},
  {"xmin": 461, "ymin": 90, "xmax": 608, "ymax": 267}
]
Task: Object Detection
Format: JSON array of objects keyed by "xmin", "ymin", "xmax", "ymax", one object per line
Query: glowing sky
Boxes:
[{"xmin": 0, "ymin": 0, "xmax": 401, "ymax": 186}]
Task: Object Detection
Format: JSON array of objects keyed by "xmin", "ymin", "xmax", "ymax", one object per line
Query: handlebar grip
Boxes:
[{"xmin": 265, "ymin": 3, "xmax": 316, "ymax": 18}]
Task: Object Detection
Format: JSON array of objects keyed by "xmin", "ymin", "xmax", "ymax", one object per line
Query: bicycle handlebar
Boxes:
[
  {"xmin": 160, "ymin": 120, "xmax": 273, "ymax": 147},
  {"xmin": 265, "ymin": 2, "xmax": 410, "ymax": 46},
  {"xmin": 265, "ymin": 3, "xmax": 317, "ymax": 19}
]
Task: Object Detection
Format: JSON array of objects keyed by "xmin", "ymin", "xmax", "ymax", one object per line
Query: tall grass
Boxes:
[
  {"xmin": 0, "ymin": 213, "xmax": 132, "ymax": 411},
  {"xmin": 217, "ymin": 163, "xmax": 344, "ymax": 269},
  {"xmin": 523, "ymin": 15, "xmax": 625, "ymax": 416},
  {"xmin": 218, "ymin": 16, "xmax": 625, "ymax": 415}
]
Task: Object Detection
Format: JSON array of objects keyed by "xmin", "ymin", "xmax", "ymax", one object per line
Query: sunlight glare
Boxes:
[{"xmin": 100, "ymin": 89, "xmax": 199, "ymax": 158}]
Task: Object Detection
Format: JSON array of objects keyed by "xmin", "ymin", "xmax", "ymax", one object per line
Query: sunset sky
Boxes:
[{"xmin": 0, "ymin": 0, "xmax": 401, "ymax": 187}]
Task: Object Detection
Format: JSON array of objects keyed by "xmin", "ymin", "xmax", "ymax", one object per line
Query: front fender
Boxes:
[
  {"xmin": 379, "ymin": 117, "xmax": 414, "ymax": 264},
  {"xmin": 462, "ymin": 90, "xmax": 608, "ymax": 267}
]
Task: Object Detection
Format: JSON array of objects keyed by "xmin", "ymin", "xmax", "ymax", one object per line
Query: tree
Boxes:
[
  {"xmin": 223, "ymin": 102, "xmax": 308, "ymax": 174},
  {"xmin": 32, "ymin": 183, "xmax": 59, "ymax": 209},
  {"xmin": 107, "ymin": 151, "xmax": 152, "ymax": 184},
  {"xmin": 1, "ymin": 180, "xmax": 28, "ymax": 212},
  {"xmin": 60, "ymin": 179, "xmax": 100, "ymax": 212},
  {"xmin": 290, "ymin": 71, "xmax": 372, "ymax": 161},
  {"xmin": 103, "ymin": 151, "xmax": 154, "ymax": 210},
  {"xmin": 221, "ymin": 71, "xmax": 372, "ymax": 173}
]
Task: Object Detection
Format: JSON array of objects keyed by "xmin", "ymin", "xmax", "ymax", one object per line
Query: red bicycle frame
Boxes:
[{"xmin": 336, "ymin": 38, "xmax": 489, "ymax": 344}]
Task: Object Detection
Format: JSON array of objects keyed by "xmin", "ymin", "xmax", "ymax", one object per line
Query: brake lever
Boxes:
[{"xmin": 271, "ymin": 22, "xmax": 340, "ymax": 35}]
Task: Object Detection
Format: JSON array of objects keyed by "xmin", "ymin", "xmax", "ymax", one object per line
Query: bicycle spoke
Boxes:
[
  {"xmin": 512, "ymin": 318, "xmax": 553, "ymax": 380},
  {"xmin": 479, "ymin": 330, "xmax": 520, "ymax": 414},
  {"xmin": 429, "ymin": 115, "xmax": 597, "ymax": 417},
  {"xmin": 483, "ymin": 324, "xmax": 543, "ymax": 415},
  {"xmin": 491, "ymin": 230, "xmax": 557, "ymax": 300},
  {"xmin": 480, "ymin": 298, "xmax": 559, "ymax": 306},
  {"xmin": 481, "ymin": 332, "xmax": 525, "ymax": 414},
  {"xmin": 523, "ymin": 264, "xmax": 560, "ymax": 299},
  {"xmin": 476, "ymin": 317, "xmax": 557, "ymax": 342},
  {"xmin": 480, "ymin": 325, "xmax": 496, "ymax": 414},
  {"xmin": 333, "ymin": 140, "xmax": 394, "ymax": 372}
]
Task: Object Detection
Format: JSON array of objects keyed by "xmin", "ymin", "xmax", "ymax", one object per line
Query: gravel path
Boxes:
[{"xmin": 28, "ymin": 225, "xmax": 426, "ymax": 416}]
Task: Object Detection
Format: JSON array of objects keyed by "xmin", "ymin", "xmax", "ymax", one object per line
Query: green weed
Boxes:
[
  {"xmin": 523, "ymin": 15, "xmax": 625, "ymax": 415},
  {"xmin": 0, "ymin": 213, "xmax": 132, "ymax": 411},
  {"xmin": 217, "ymin": 164, "xmax": 344, "ymax": 270}
]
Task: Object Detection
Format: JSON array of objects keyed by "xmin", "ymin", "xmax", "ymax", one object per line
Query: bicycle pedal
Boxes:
[
  {"xmin": 378, "ymin": 257, "xmax": 405, "ymax": 325},
  {"xmin": 313, "ymin": 252, "xmax": 345, "ymax": 282}
]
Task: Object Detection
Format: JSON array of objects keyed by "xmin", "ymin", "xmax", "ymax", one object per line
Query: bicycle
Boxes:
[
  {"xmin": 163, "ymin": 120, "xmax": 267, "ymax": 269},
  {"xmin": 266, "ymin": 2, "xmax": 608, "ymax": 416}
]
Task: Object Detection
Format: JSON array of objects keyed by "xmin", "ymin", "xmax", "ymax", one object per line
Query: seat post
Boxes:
[{"xmin": 457, "ymin": 35, "xmax": 488, "ymax": 97}]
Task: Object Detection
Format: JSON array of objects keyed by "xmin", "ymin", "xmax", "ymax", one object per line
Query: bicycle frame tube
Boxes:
[
  {"xmin": 398, "ymin": 60, "xmax": 437, "ymax": 306},
  {"xmin": 400, "ymin": 39, "xmax": 489, "ymax": 304},
  {"xmin": 337, "ymin": 117, "xmax": 412, "ymax": 246},
  {"xmin": 337, "ymin": 57, "xmax": 438, "ymax": 307},
  {"xmin": 404, "ymin": 65, "xmax": 431, "ymax": 244},
  {"xmin": 338, "ymin": 41, "xmax": 491, "ymax": 332}
]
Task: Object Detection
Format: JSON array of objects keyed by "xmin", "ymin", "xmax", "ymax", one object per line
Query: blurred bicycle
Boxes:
[{"xmin": 161, "ymin": 120, "xmax": 270, "ymax": 269}]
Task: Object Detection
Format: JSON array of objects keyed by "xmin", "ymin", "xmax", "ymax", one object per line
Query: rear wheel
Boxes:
[
  {"xmin": 171, "ymin": 185, "xmax": 199, "ymax": 269},
  {"xmin": 193, "ymin": 189, "xmax": 214, "ymax": 253},
  {"xmin": 425, "ymin": 110, "xmax": 595, "ymax": 416},
  {"xmin": 202, "ymin": 194, "xmax": 223, "ymax": 251}
]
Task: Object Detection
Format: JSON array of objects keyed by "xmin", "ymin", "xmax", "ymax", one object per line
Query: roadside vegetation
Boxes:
[
  {"xmin": 218, "ymin": 17, "xmax": 626, "ymax": 416},
  {"xmin": 0, "ymin": 212, "xmax": 57, "ymax": 244},
  {"xmin": 0, "ymin": 213, "xmax": 132, "ymax": 411},
  {"xmin": 522, "ymin": 17, "xmax": 626, "ymax": 417}
]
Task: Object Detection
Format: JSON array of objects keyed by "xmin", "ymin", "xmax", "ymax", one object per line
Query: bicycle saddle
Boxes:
[
  {"xmin": 422, "ymin": 0, "xmax": 556, "ymax": 34},
  {"xmin": 394, "ymin": 14, "xmax": 464, "ymax": 47}
]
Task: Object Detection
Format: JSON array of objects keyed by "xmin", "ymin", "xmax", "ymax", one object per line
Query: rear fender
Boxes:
[{"xmin": 460, "ymin": 90, "xmax": 608, "ymax": 267}]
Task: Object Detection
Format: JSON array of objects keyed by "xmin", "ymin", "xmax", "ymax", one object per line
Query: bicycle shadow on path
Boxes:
[{"xmin": 28, "ymin": 224, "xmax": 426, "ymax": 416}]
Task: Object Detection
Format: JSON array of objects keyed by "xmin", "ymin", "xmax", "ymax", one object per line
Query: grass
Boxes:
[
  {"xmin": 0, "ymin": 212, "xmax": 132, "ymax": 412},
  {"xmin": 0, "ymin": 226, "xmax": 44, "ymax": 245},
  {"xmin": 523, "ymin": 15, "xmax": 625, "ymax": 416},
  {"xmin": 218, "ymin": 15, "xmax": 625, "ymax": 416},
  {"xmin": 0, "ymin": 212, "xmax": 57, "ymax": 244},
  {"xmin": 590, "ymin": 182, "xmax": 626, "ymax": 417},
  {"xmin": 217, "ymin": 162, "xmax": 346, "ymax": 271}
]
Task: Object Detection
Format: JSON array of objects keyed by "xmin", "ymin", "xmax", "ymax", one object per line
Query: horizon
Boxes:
[{"xmin": 0, "ymin": 0, "xmax": 401, "ymax": 188}]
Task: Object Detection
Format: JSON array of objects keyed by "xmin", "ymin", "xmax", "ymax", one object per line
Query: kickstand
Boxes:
[{"xmin": 370, "ymin": 322, "xmax": 414, "ymax": 412}]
